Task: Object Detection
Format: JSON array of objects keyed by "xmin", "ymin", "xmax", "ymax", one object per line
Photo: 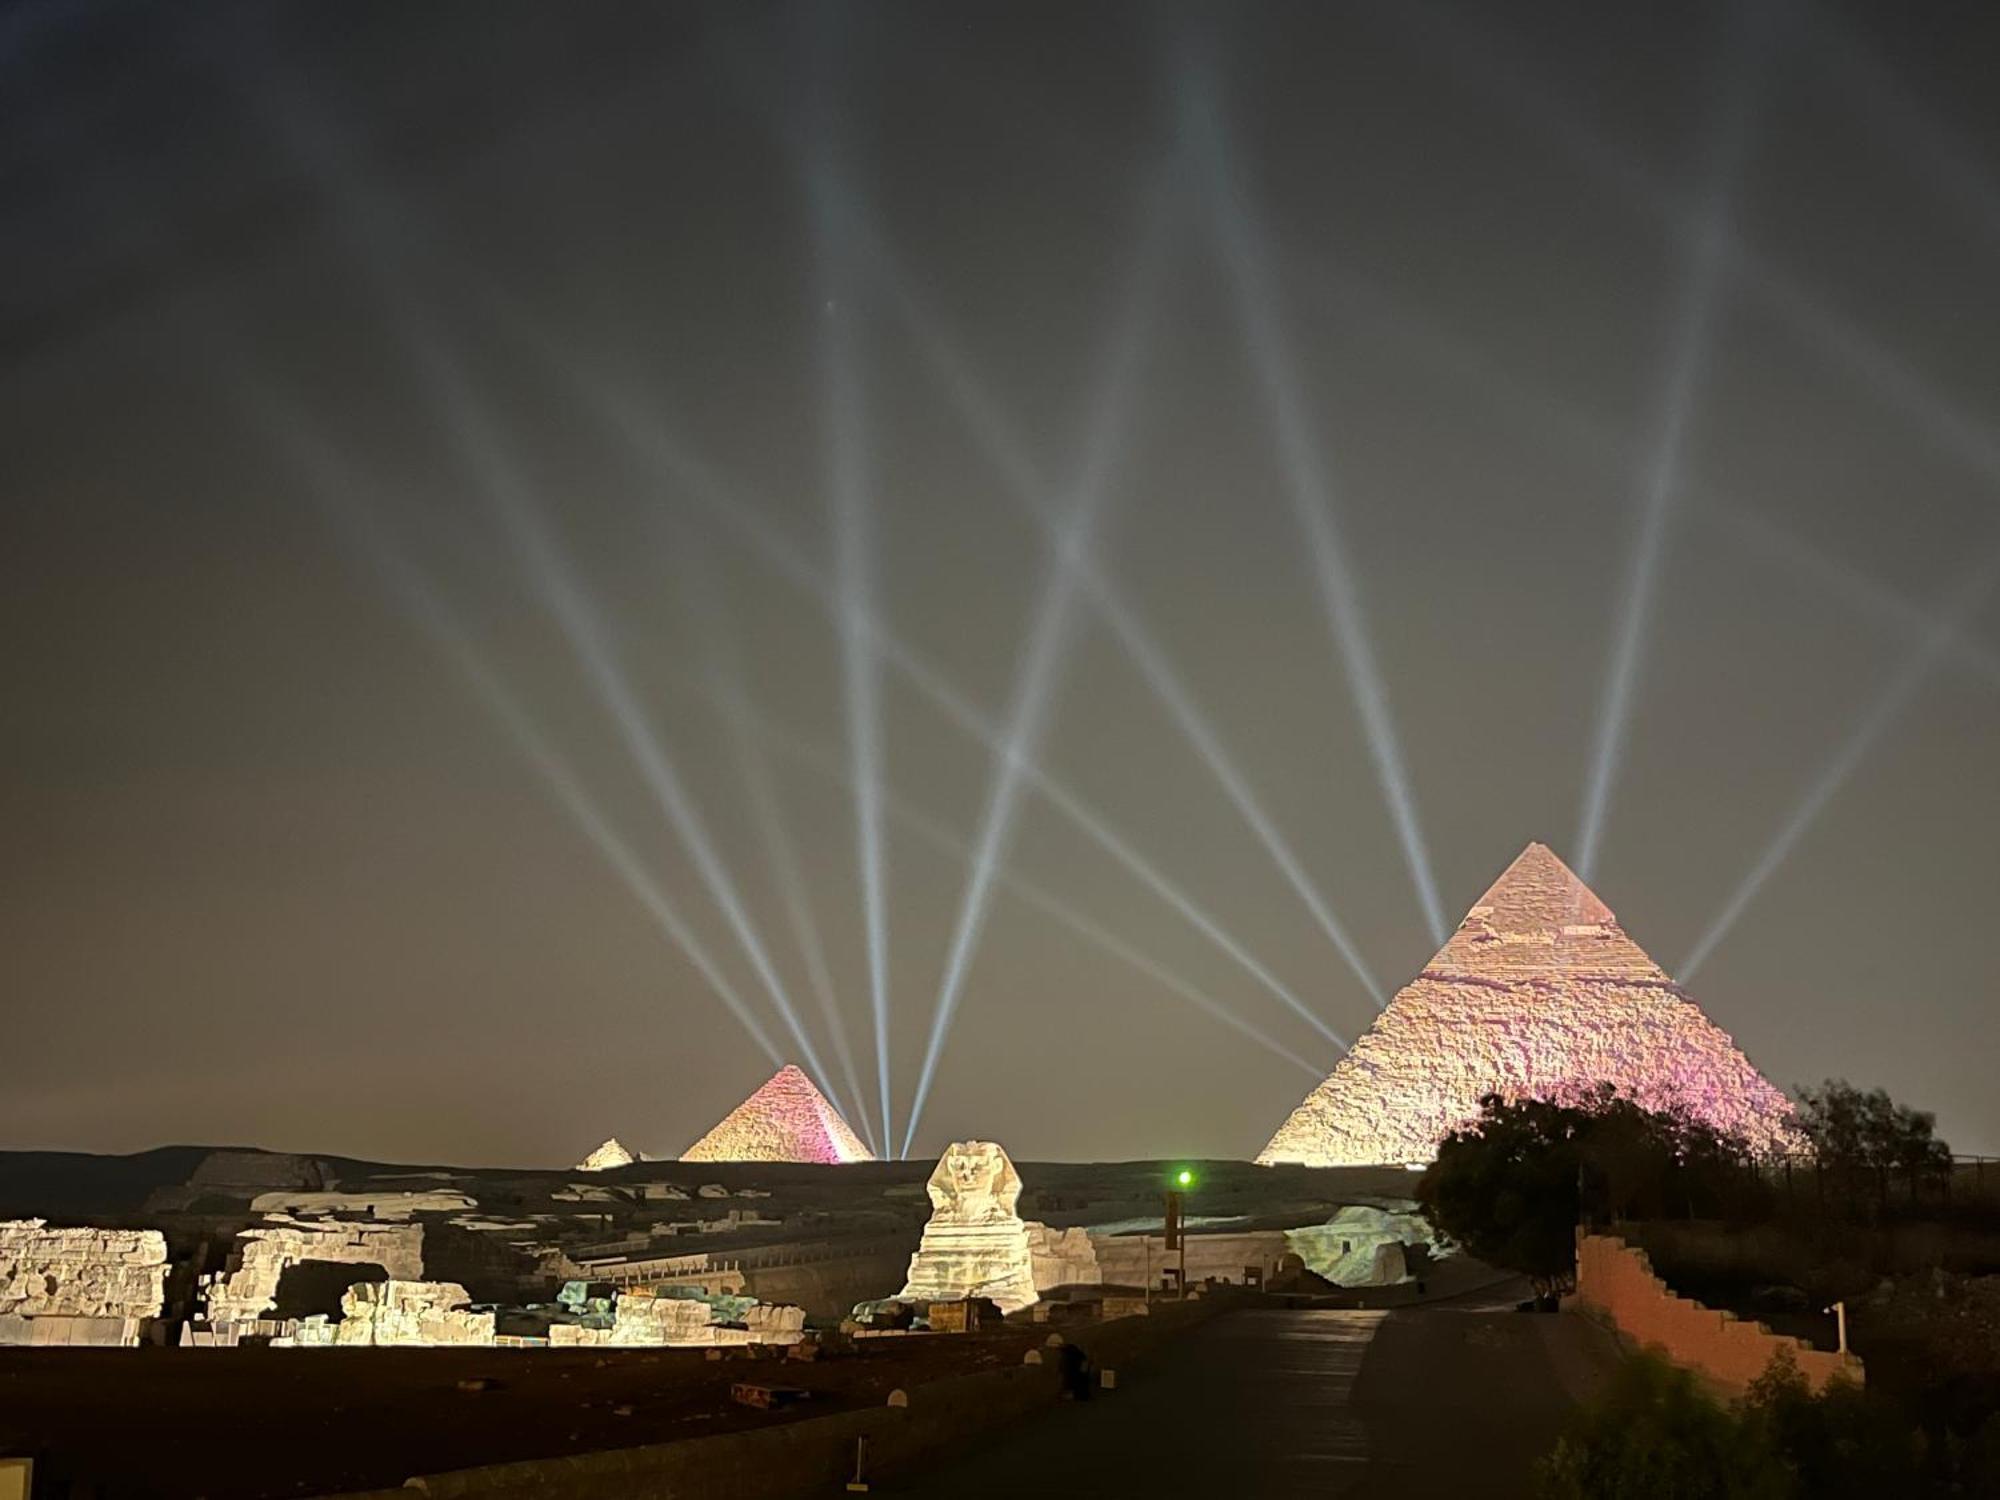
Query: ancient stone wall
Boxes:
[
  {"xmin": 548, "ymin": 1291, "xmax": 805, "ymax": 1347},
  {"xmin": 0, "ymin": 1219, "xmax": 168, "ymax": 1347},
  {"xmin": 1024, "ymin": 1222, "xmax": 1101, "ymax": 1291},
  {"xmin": 328, "ymin": 1281, "xmax": 495, "ymax": 1347},
  {"xmin": 201, "ymin": 1218, "xmax": 424, "ymax": 1324},
  {"xmin": 1570, "ymin": 1232, "xmax": 1862, "ymax": 1395}
]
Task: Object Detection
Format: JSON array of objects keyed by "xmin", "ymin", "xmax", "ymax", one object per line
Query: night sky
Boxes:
[{"xmin": 6, "ymin": 1, "xmax": 1997, "ymax": 1166}]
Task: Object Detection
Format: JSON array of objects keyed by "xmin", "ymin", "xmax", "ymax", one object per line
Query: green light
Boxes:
[{"xmin": 1176, "ymin": 1168, "xmax": 1194, "ymax": 1188}]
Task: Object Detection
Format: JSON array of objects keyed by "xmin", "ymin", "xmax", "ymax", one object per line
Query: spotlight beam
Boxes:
[
  {"xmin": 671, "ymin": 527, "xmax": 880, "ymax": 1155},
  {"xmin": 718, "ymin": 674, "xmax": 1332, "ymax": 1089},
  {"xmin": 556, "ymin": 377, "xmax": 1351, "ymax": 1057},
  {"xmin": 1389, "ymin": 0, "xmax": 2000, "ymax": 491},
  {"xmin": 1806, "ymin": 7, "xmax": 2000, "ymax": 251},
  {"xmin": 259, "ymin": 403, "xmax": 787, "ymax": 1066},
  {"xmin": 1716, "ymin": 509, "xmax": 2000, "ymax": 694},
  {"xmin": 259, "ymin": 69, "xmax": 851, "ymax": 1120},
  {"xmin": 1281, "ymin": 245, "xmax": 2000, "ymax": 711},
  {"xmin": 1179, "ymin": 58, "xmax": 1450, "ymax": 947},
  {"xmin": 1681, "ymin": 546, "xmax": 2000, "ymax": 979},
  {"xmin": 808, "ymin": 164, "xmax": 896, "ymax": 1156},
  {"xmin": 1574, "ymin": 14, "xmax": 1771, "ymax": 882},
  {"xmin": 811, "ymin": 186, "xmax": 1386, "ymax": 1011},
  {"xmin": 900, "ymin": 187, "xmax": 1172, "ymax": 1158}
]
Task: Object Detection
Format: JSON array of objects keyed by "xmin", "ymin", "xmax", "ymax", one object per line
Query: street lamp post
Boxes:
[{"xmin": 1164, "ymin": 1167, "xmax": 1195, "ymax": 1299}]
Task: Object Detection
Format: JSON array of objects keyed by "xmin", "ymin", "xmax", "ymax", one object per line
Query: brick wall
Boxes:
[{"xmin": 1570, "ymin": 1232, "xmax": 1861, "ymax": 1395}]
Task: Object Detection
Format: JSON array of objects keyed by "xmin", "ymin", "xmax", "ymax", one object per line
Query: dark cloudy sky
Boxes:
[{"xmin": 5, "ymin": 0, "xmax": 1997, "ymax": 1166}]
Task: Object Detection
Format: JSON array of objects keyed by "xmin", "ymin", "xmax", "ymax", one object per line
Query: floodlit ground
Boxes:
[
  {"xmin": 885, "ymin": 1291, "xmax": 1623, "ymax": 1497},
  {"xmin": 0, "ymin": 1333, "xmax": 1042, "ymax": 1498}
]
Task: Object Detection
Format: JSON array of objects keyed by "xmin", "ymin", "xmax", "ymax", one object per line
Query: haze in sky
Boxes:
[{"xmin": 5, "ymin": 0, "xmax": 1997, "ymax": 1163}]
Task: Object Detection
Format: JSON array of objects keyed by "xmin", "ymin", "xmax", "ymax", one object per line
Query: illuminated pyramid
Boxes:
[
  {"xmin": 680, "ymin": 1065, "xmax": 874, "ymax": 1164},
  {"xmin": 1258, "ymin": 843, "xmax": 1794, "ymax": 1167}
]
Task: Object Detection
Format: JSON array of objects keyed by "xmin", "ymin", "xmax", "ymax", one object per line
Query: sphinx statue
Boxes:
[{"xmin": 897, "ymin": 1140, "xmax": 1039, "ymax": 1314}]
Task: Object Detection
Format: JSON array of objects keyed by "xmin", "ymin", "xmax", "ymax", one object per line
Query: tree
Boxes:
[
  {"xmin": 1419, "ymin": 1093, "xmax": 1590, "ymax": 1296},
  {"xmin": 1418, "ymin": 1089, "xmax": 1762, "ymax": 1295},
  {"xmin": 1792, "ymin": 1080, "xmax": 1952, "ymax": 1210}
]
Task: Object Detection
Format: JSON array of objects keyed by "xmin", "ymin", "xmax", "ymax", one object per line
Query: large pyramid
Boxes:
[
  {"xmin": 681, "ymin": 1065, "xmax": 875, "ymax": 1164},
  {"xmin": 1258, "ymin": 843, "xmax": 1794, "ymax": 1166}
]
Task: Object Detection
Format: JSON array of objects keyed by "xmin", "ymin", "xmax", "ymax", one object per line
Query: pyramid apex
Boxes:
[
  {"xmin": 682, "ymin": 1064, "xmax": 875, "ymax": 1164},
  {"xmin": 1257, "ymin": 842, "xmax": 1797, "ymax": 1167}
]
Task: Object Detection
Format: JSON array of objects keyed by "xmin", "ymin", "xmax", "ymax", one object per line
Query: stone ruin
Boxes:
[
  {"xmin": 198, "ymin": 1217, "xmax": 425, "ymax": 1327},
  {"xmin": 1283, "ymin": 1204, "xmax": 1443, "ymax": 1287},
  {"xmin": 548, "ymin": 1288, "xmax": 805, "ymax": 1348},
  {"xmin": 285, "ymin": 1281, "xmax": 496, "ymax": 1347},
  {"xmin": 1259, "ymin": 843, "xmax": 1797, "ymax": 1167},
  {"xmin": 680, "ymin": 1064, "xmax": 874, "ymax": 1163},
  {"xmin": 897, "ymin": 1141, "xmax": 1040, "ymax": 1314},
  {"xmin": 248, "ymin": 1188, "xmax": 479, "ymax": 1220},
  {"xmin": 1024, "ymin": 1222, "xmax": 1102, "ymax": 1292},
  {"xmin": 0, "ymin": 1219, "xmax": 168, "ymax": 1346}
]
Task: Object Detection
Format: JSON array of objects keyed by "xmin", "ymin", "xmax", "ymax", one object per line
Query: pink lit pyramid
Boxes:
[
  {"xmin": 1258, "ymin": 843, "xmax": 1794, "ymax": 1166},
  {"xmin": 680, "ymin": 1065, "xmax": 874, "ymax": 1164}
]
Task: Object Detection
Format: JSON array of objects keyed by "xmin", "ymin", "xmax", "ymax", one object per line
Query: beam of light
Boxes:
[
  {"xmin": 809, "ymin": 182, "xmax": 1388, "ymax": 1014},
  {"xmin": 533, "ymin": 364, "xmax": 1351, "ymax": 1059},
  {"xmin": 899, "ymin": 188, "xmax": 1171, "ymax": 1159},
  {"xmin": 670, "ymin": 527, "xmax": 880, "ymax": 1156},
  {"xmin": 256, "ymin": 64, "xmax": 853, "ymax": 1122},
  {"xmin": 1176, "ymin": 54, "xmax": 1449, "ymax": 948},
  {"xmin": 254, "ymin": 399, "xmax": 787, "ymax": 1067},
  {"xmin": 807, "ymin": 166, "xmax": 896, "ymax": 1158},
  {"xmin": 1387, "ymin": 0, "xmax": 2000, "ymax": 492},
  {"xmin": 1573, "ymin": 15, "xmax": 1770, "ymax": 883},
  {"xmin": 1807, "ymin": 7, "xmax": 2000, "ymax": 251},
  {"xmin": 756, "ymin": 93, "xmax": 1383, "ymax": 1019},
  {"xmin": 709, "ymin": 673, "xmax": 1333, "ymax": 1089},
  {"xmin": 1680, "ymin": 545, "xmax": 2000, "ymax": 980},
  {"xmin": 1272, "ymin": 237, "xmax": 2000, "ymax": 716},
  {"xmin": 1715, "ymin": 508, "xmax": 2000, "ymax": 694}
]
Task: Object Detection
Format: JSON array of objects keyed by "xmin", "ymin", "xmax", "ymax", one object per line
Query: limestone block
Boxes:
[
  {"xmin": 248, "ymin": 1189, "xmax": 476, "ymax": 1219},
  {"xmin": 1024, "ymin": 1222, "xmax": 1102, "ymax": 1291},
  {"xmin": 201, "ymin": 1219, "xmax": 424, "ymax": 1324},
  {"xmin": 1283, "ymin": 1205, "xmax": 1439, "ymax": 1287},
  {"xmin": 333, "ymin": 1281, "xmax": 494, "ymax": 1347},
  {"xmin": 742, "ymin": 1303, "xmax": 806, "ymax": 1342},
  {"xmin": 0, "ymin": 1220, "xmax": 167, "ymax": 1342},
  {"xmin": 898, "ymin": 1142, "xmax": 1039, "ymax": 1314}
]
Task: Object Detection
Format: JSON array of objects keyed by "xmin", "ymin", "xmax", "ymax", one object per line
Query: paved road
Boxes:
[{"xmin": 882, "ymin": 1298, "xmax": 1620, "ymax": 1498}]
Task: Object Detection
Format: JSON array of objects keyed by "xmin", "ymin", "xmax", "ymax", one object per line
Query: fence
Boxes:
[{"xmin": 1762, "ymin": 1153, "xmax": 2000, "ymax": 1219}]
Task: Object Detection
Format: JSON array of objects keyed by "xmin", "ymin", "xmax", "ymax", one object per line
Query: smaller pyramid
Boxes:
[
  {"xmin": 681, "ymin": 1065, "xmax": 875, "ymax": 1164},
  {"xmin": 575, "ymin": 1138, "xmax": 635, "ymax": 1172}
]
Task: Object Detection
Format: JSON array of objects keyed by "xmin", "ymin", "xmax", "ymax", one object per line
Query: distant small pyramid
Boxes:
[
  {"xmin": 681, "ymin": 1065, "xmax": 874, "ymax": 1164},
  {"xmin": 575, "ymin": 1138, "xmax": 634, "ymax": 1172},
  {"xmin": 1259, "ymin": 843, "xmax": 1794, "ymax": 1166}
]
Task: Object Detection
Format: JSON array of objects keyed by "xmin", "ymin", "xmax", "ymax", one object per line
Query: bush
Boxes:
[
  {"xmin": 1539, "ymin": 1351, "xmax": 1946, "ymax": 1498},
  {"xmin": 1536, "ymin": 1355, "xmax": 1791, "ymax": 1499}
]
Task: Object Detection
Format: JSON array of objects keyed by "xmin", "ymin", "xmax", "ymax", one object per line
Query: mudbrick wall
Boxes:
[{"xmin": 1570, "ymin": 1232, "xmax": 1863, "ymax": 1394}]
